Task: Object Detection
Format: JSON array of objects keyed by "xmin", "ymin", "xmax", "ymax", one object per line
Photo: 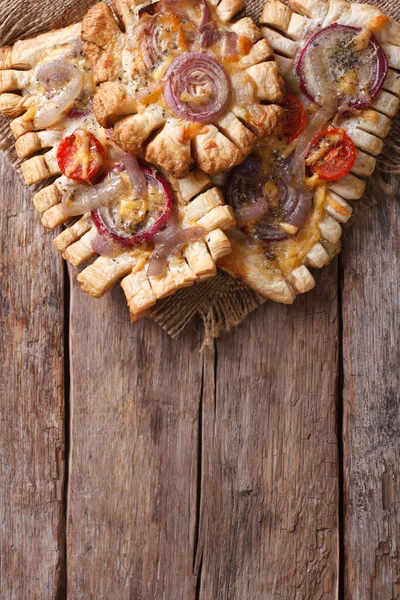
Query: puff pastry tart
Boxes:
[
  {"xmin": 219, "ymin": 0, "xmax": 400, "ymax": 304},
  {"xmin": 0, "ymin": 24, "xmax": 236, "ymax": 321},
  {"xmin": 80, "ymin": 0, "xmax": 285, "ymax": 179}
]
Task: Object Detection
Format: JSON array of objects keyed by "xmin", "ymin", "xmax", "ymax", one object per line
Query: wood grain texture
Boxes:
[
  {"xmin": 341, "ymin": 177, "xmax": 400, "ymax": 600},
  {"xmin": 196, "ymin": 263, "xmax": 340, "ymax": 599},
  {"xmin": 0, "ymin": 156, "xmax": 66, "ymax": 598},
  {"xmin": 66, "ymin": 279, "xmax": 204, "ymax": 599}
]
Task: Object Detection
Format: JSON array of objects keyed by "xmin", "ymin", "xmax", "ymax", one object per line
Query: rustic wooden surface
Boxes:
[
  {"xmin": 0, "ymin": 155, "xmax": 66, "ymax": 599},
  {"xmin": 0, "ymin": 151, "xmax": 399, "ymax": 600},
  {"xmin": 341, "ymin": 174, "xmax": 400, "ymax": 600}
]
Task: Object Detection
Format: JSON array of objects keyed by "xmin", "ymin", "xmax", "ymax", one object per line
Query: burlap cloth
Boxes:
[{"xmin": 1, "ymin": 0, "xmax": 399, "ymax": 342}]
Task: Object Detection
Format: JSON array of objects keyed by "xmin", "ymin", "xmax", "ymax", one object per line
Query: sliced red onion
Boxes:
[
  {"xmin": 223, "ymin": 31, "xmax": 239, "ymax": 58},
  {"xmin": 164, "ymin": 52, "xmax": 231, "ymax": 123},
  {"xmin": 67, "ymin": 107, "xmax": 92, "ymax": 119},
  {"xmin": 297, "ymin": 24, "xmax": 388, "ymax": 109},
  {"xmin": 148, "ymin": 222, "xmax": 205, "ymax": 276},
  {"xmin": 228, "ymin": 157, "xmax": 313, "ymax": 243},
  {"xmin": 140, "ymin": 17, "xmax": 167, "ymax": 69},
  {"xmin": 199, "ymin": 0, "xmax": 211, "ymax": 29},
  {"xmin": 235, "ymin": 200, "xmax": 269, "ymax": 226},
  {"xmin": 90, "ymin": 234, "xmax": 116, "ymax": 257},
  {"xmin": 35, "ymin": 60, "xmax": 83, "ymax": 129},
  {"xmin": 141, "ymin": 37, "xmax": 154, "ymax": 70},
  {"xmin": 61, "ymin": 175, "xmax": 128, "ymax": 217},
  {"xmin": 108, "ymin": 139, "xmax": 147, "ymax": 197},
  {"xmin": 200, "ymin": 22, "xmax": 222, "ymax": 48},
  {"xmin": 92, "ymin": 167, "xmax": 173, "ymax": 247}
]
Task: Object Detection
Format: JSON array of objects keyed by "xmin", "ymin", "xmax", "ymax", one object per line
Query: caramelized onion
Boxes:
[
  {"xmin": 35, "ymin": 60, "xmax": 83, "ymax": 129},
  {"xmin": 61, "ymin": 175, "xmax": 128, "ymax": 217},
  {"xmin": 108, "ymin": 139, "xmax": 147, "ymax": 197},
  {"xmin": 148, "ymin": 221, "xmax": 205, "ymax": 276},
  {"xmin": 163, "ymin": 52, "xmax": 231, "ymax": 123},
  {"xmin": 223, "ymin": 31, "xmax": 239, "ymax": 58},
  {"xmin": 228, "ymin": 157, "xmax": 312, "ymax": 243},
  {"xmin": 235, "ymin": 200, "xmax": 269, "ymax": 226}
]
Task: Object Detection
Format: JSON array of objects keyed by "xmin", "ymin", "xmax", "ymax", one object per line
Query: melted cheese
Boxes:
[{"xmin": 275, "ymin": 184, "xmax": 327, "ymax": 276}]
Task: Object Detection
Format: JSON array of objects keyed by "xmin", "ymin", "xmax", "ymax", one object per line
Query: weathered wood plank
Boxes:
[
  {"xmin": 196, "ymin": 263, "xmax": 340, "ymax": 599},
  {"xmin": 0, "ymin": 157, "xmax": 66, "ymax": 598},
  {"xmin": 66, "ymin": 279, "xmax": 204, "ymax": 599},
  {"xmin": 341, "ymin": 178, "xmax": 400, "ymax": 600}
]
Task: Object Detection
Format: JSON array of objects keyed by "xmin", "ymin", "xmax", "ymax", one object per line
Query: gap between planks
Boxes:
[{"xmin": 338, "ymin": 255, "xmax": 346, "ymax": 600}]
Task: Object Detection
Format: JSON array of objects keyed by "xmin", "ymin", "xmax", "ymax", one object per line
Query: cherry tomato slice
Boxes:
[
  {"xmin": 280, "ymin": 94, "xmax": 307, "ymax": 143},
  {"xmin": 57, "ymin": 129, "xmax": 105, "ymax": 181},
  {"xmin": 306, "ymin": 128, "xmax": 356, "ymax": 181}
]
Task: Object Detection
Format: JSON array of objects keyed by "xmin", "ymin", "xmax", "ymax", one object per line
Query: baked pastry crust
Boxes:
[
  {"xmin": 0, "ymin": 22, "xmax": 235, "ymax": 320},
  {"xmin": 81, "ymin": 0, "xmax": 285, "ymax": 178},
  {"xmin": 219, "ymin": 0, "xmax": 400, "ymax": 304}
]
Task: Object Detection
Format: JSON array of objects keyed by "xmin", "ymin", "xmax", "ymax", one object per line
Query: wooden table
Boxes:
[{"xmin": 0, "ymin": 145, "xmax": 399, "ymax": 599}]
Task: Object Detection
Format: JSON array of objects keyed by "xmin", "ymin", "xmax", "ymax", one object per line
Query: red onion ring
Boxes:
[
  {"xmin": 35, "ymin": 60, "xmax": 83, "ymax": 129},
  {"xmin": 108, "ymin": 139, "xmax": 147, "ymax": 197},
  {"xmin": 61, "ymin": 175, "xmax": 128, "ymax": 217},
  {"xmin": 297, "ymin": 24, "xmax": 388, "ymax": 110},
  {"xmin": 92, "ymin": 167, "xmax": 173, "ymax": 247},
  {"xmin": 227, "ymin": 157, "xmax": 312, "ymax": 243},
  {"xmin": 235, "ymin": 200, "xmax": 269, "ymax": 226},
  {"xmin": 163, "ymin": 52, "xmax": 231, "ymax": 123}
]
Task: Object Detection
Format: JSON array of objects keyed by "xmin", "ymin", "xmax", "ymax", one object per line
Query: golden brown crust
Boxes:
[
  {"xmin": 83, "ymin": 42, "xmax": 117, "ymax": 84},
  {"xmin": 231, "ymin": 18, "xmax": 263, "ymax": 43},
  {"xmin": 216, "ymin": 0, "xmax": 246, "ymax": 23},
  {"xmin": 81, "ymin": 3, "xmax": 122, "ymax": 51},
  {"xmin": 10, "ymin": 117, "xmax": 34, "ymax": 139},
  {"xmin": 112, "ymin": 0, "xmax": 138, "ymax": 29},
  {"xmin": 217, "ymin": 112, "xmax": 257, "ymax": 155},
  {"xmin": 192, "ymin": 125, "xmax": 243, "ymax": 176},
  {"xmin": 0, "ymin": 47, "xmax": 12, "ymax": 70},
  {"xmin": 145, "ymin": 122, "xmax": 192, "ymax": 179},
  {"xmin": 233, "ymin": 103, "xmax": 284, "ymax": 138},
  {"xmin": 184, "ymin": 187, "xmax": 224, "ymax": 222},
  {"xmin": 205, "ymin": 229, "xmax": 232, "ymax": 262},
  {"xmin": 0, "ymin": 93, "xmax": 31, "ymax": 119},
  {"xmin": 63, "ymin": 229, "xmax": 97, "ymax": 266},
  {"xmin": 261, "ymin": 0, "xmax": 293, "ymax": 30},
  {"xmin": 0, "ymin": 70, "xmax": 31, "ymax": 93},
  {"xmin": 113, "ymin": 107, "xmax": 165, "ymax": 154},
  {"xmin": 54, "ymin": 215, "xmax": 92, "ymax": 253},
  {"xmin": 93, "ymin": 82, "xmax": 138, "ymax": 127},
  {"xmin": 239, "ymin": 39, "xmax": 275, "ymax": 69},
  {"xmin": 21, "ymin": 154, "xmax": 57, "ymax": 185},
  {"xmin": 176, "ymin": 169, "xmax": 212, "ymax": 204},
  {"xmin": 246, "ymin": 62, "xmax": 285, "ymax": 103},
  {"xmin": 82, "ymin": 0, "xmax": 285, "ymax": 178},
  {"xmin": 33, "ymin": 184, "xmax": 61, "ymax": 213},
  {"xmin": 81, "ymin": 3, "xmax": 124, "ymax": 83},
  {"xmin": 78, "ymin": 250, "xmax": 148, "ymax": 298},
  {"xmin": 220, "ymin": 232, "xmax": 296, "ymax": 304},
  {"xmin": 0, "ymin": 24, "xmax": 82, "ymax": 69}
]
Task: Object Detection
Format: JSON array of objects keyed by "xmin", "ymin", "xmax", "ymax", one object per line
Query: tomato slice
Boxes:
[
  {"xmin": 280, "ymin": 94, "xmax": 307, "ymax": 143},
  {"xmin": 57, "ymin": 129, "xmax": 105, "ymax": 181},
  {"xmin": 306, "ymin": 128, "xmax": 356, "ymax": 181}
]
